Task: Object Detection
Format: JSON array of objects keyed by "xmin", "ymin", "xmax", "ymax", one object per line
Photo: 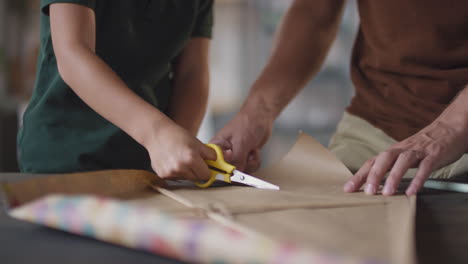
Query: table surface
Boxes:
[{"xmin": 0, "ymin": 176, "xmax": 467, "ymax": 264}]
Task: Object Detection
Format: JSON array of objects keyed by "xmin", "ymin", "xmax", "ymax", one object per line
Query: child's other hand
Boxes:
[{"xmin": 145, "ymin": 123, "xmax": 216, "ymax": 181}]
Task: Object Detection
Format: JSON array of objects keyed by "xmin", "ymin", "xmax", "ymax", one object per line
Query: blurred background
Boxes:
[{"xmin": 0, "ymin": 0, "xmax": 359, "ymax": 172}]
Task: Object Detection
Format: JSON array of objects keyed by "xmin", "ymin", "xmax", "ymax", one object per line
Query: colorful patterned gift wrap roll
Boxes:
[{"xmin": 9, "ymin": 195, "xmax": 383, "ymax": 264}]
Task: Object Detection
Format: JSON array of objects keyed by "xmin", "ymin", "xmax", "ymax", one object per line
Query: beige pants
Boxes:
[{"xmin": 328, "ymin": 112, "xmax": 468, "ymax": 179}]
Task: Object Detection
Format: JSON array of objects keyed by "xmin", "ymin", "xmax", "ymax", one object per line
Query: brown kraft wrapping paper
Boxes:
[{"xmin": 0, "ymin": 133, "xmax": 416, "ymax": 264}]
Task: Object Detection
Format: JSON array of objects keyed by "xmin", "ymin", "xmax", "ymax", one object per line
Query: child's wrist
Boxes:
[{"xmin": 132, "ymin": 112, "xmax": 175, "ymax": 150}]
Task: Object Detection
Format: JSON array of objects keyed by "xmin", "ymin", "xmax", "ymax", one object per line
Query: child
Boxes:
[{"xmin": 18, "ymin": 0, "xmax": 216, "ymax": 181}]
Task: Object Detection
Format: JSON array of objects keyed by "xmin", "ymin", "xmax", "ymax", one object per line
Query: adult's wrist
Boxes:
[
  {"xmin": 240, "ymin": 93, "xmax": 279, "ymax": 126},
  {"xmin": 437, "ymin": 86, "xmax": 468, "ymax": 135},
  {"xmin": 436, "ymin": 112, "xmax": 468, "ymax": 142}
]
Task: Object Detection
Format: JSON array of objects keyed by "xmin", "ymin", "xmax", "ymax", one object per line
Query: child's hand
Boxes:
[{"xmin": 145, "ymin": 123, "xmax": 216, "ymax": 181}]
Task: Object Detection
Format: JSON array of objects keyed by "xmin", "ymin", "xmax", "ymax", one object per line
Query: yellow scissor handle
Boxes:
[{"xmin": 195, "ymin": 144, "xmax": 236, "ymax": 188}]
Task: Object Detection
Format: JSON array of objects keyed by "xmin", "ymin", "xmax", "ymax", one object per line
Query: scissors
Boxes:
[{"xmin": 195, "ymin": 144, "xmax": 280, "ymax": 190}]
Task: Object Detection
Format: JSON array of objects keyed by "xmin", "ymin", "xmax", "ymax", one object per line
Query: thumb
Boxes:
[
  {"xmin": 210, "ymin": 136, "xmax": 234, "ymax": 162},
  {"xmin": 199, "ymin": 143, "xmax": 217, "ymax": 161},
  {"xmin": 229, "ymin": 143, "xmax": 249, "ymax": 171},
  {"xmin": 210, "ymin": 136, "xmax": 232, "ymax": 151},
  {"xmin": 245, "ymin": 149, "xmax": 261, "ymax": 173},
  {"xmin": 223, "ymin": 148, "xmax": 233, "ymax": 163}
]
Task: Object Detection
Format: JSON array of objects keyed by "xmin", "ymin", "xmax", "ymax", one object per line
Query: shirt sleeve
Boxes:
[
  {"xmin": 191, "ymin": 0, "xmax": 214, "ymax": 38},
  {"xmin": 41, "ymin": 0, "xmax": 96, "ymax": 16}
]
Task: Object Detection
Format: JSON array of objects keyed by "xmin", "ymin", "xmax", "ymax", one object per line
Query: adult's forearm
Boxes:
[
  {"xmin": 57, "ymin": 46, "xmax": 172, "ymax": 148},
  {"xmin": 241, "ymin": 0, "xmax": 345, "ymax": 120}
]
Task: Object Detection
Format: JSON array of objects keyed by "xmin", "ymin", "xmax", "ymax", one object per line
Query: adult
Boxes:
[{"xmin": 212, "ymin": 0, "xmax": 468, "ymax": 196}]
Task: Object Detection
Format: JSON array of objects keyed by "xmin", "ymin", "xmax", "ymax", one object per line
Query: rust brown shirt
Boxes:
[{"xmin": 347, "ymin": 0, "xmax": 468, "ymax": 141}]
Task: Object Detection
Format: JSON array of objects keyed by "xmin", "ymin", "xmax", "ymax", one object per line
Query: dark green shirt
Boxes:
[{"xmin": 18, "ymin": 0, "xmax": 213, "ymax": 173}]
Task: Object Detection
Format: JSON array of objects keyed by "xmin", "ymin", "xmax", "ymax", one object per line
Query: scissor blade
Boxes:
[{"xmin": 230, "ymin": 170, "xmax": 280, "ymax": 190}]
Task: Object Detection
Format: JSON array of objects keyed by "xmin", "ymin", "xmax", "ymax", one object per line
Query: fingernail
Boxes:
[
  {"xmin": 365, "ymin": 184, "xmax": 376, "ymax": 195},
  {"xmin": 382, "ymin": 185, "xmax": 394, "ymax": 196},
  {"xmin": 344, "ymin": 181, "xmax": 355, "ymax": 192},
  {"xmin": 406, "ymin": 187, "xmax": 416, "ymax": 196}
]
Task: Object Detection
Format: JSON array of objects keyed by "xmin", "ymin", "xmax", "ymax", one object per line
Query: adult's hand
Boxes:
[
  {"xmin": 210, "ymin": 107, "xmax": 274, "ymax": 173},
  {"xmin": 344, "ymin": 118, "xmax": 468, "ymax": 196}
]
